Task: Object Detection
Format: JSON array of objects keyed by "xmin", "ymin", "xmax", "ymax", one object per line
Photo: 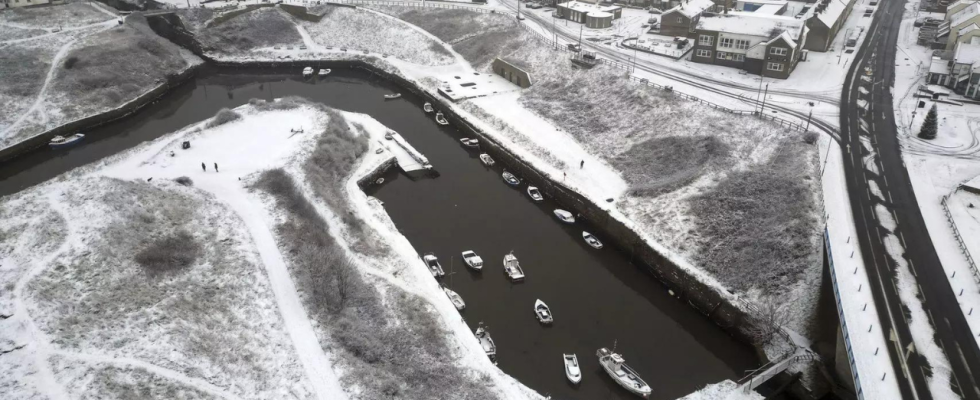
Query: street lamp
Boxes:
[{"xmin": 909, "ymin": 110, "xmax": 917, "ymax": 129}]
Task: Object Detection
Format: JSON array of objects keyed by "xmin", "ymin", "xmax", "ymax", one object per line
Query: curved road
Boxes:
[{"xmin": 840, "ymin": 0, "xmax": 980, "ymax": 398}]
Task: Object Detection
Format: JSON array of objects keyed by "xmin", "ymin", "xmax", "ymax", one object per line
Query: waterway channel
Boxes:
[{"xmin": 0, "ymin": 67, "xmax": 759, "ymax": 400}]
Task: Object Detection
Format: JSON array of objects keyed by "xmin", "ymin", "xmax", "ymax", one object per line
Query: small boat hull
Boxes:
[
  {"xmin": 564, "ymin": 354, "xmax": 582, "ymax": 384},
  {"xmin": 302, "ymin": 67, "xmax": 314, "ymax": 76},
  {"xmin": 49, "ymin": 133, "xmax": 85, "ymax": 148},
  {"xmin": 534, "ymin": 299, "xmax": 553, "ymax": 324},
  {"xmin": 443, "ymin": 287, "xmax": 465, "ymax": 310},
  {"xmin": 462, "ymin": 250, "xmax": 483, "ymax": 271},
  {"xmin": 318, "ymin": 68, "xmax": 331, "ymax": 76},
  {"xmin": 597, "ymin": 348, "xmax": 652, "ymax": 398},
  {"xmin": 460, "ymin": 138, "xmax": 479, "ymax": 148},
  {"xmin": 435, "ymin": 112, "xmax": 449, "ymax": 126},
  {"xmin": 475, "ymin": 326, "xmax": 497, "ymax": 359},
  {"xmin": 423, "ymin": 102, "xmax": 434, "ymax": 113},
  {"xmin": 527, "ymin": 186, "xmax": 544, "ymax": 201},
  {"xmin": 422, "ymin": 253, "xmax": 446, "ymax": 277},
  {"xmin": 384, "ymin": 93, "xmax": 402, "ymax": 100},
  {"xmin": 554, "ymin": 209, "xmax": 575, "ymax": 224},
  {"xmin": 502, "ymin": 171, "xmax": 520, "ymax": 186},
  {"xmin": 480, "ymin": 153, "xmax": 495, "ymax": 166},
  {"xmin": 583, "ymin": 231, "xmax": 603, "ymax": 249},
  {"xmin": 503, "ymin": 253, "xmax": 525, "ymax": 281}
]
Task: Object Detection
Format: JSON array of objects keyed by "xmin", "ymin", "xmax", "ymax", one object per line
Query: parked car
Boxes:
[{"xmin": 648, "ymin": 7, "xmax": 663, "ymax": 14}]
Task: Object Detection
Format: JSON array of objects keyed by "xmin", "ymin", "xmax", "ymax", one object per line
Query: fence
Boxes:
[
  {"xmin": 941, "ymin": 192, "xmax": 980, "ymax": 287},
  {"xmin": 333, "ymin": 0, "xmax": 492, "ymax": 12},
  {"xmin": 514, "ymin": 18, "xmax": 812, "ymax": 133},
  {"xmin": 825, "ymin": 228, "xmax": 866, "ymax": 400},
  {"xmin": 737, "ymin": 351, "xmax": 815, "ymax": 393}
]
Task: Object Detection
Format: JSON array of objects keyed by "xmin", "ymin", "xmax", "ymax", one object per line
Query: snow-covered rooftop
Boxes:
[
  {"xmin": 755, "ymin": 3, "xmax": 785, "ymax": 15},
  {"xmin": 588, "ymin": 10, "xmax": 614, "ymax": 17},
  {"xmin": 954, "ymin": 41, "xmax": 980, "ymax": 64},
  {"xmin": 959, "ymin": 22, "xmax": 980, "ymax": 36},
  {"xmin": 698, "ymin": 12, "xmax": 805, "ymax": 38},
  {"xmin": 811, "ymin": 0, "xmax": 853, "ymax": 28},
  {"xmin": 558, "ymin": 1, "xmax": 621, "ymax": 14},
  {"xmin": 766, "ymin": 30, "xmax": 798, "ymax": 48},
  {"xmin": 950, "ymin": 2, "xmax": 980, "ymax": 29},
  {"xmin": 664, "ymin": 0, "xmax": 716, "ymax": 19},
  {"xmin": 930, "ymin": 56, "xmax": 952, "ymax": 74}
]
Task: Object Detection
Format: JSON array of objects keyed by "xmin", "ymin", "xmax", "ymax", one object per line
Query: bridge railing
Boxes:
[
  {"xmin": 941, "ymin": 192, "xmax": 980, "ymax": 287},
  {"xmin": 825, "ymin": 227, "xmax": 866, "ymax": 400}
]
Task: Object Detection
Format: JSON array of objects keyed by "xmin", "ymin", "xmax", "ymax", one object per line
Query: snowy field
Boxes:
[
  {"xmin": 0, "ymin": 5, "xmax": 201, "ymax": 150},
  {"xmin": 892, "ymin": 0, "xmax": 980, "ymax": 354},
  {"xmin": 0, "ymin": 100, "xmax": 536, "ymax": 399}
]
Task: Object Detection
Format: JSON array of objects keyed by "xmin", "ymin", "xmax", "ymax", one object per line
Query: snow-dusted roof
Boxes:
[
  {"xmin": 558, "ymin": 1, "xmax": 621, "ymax": 14},
  {"xmin": 698, "ymin": 12, "xmax": 805, "ymax": 38},
  {"xmin": 766, "ymin": 30, "xmax": 798, "ymax": 48},
  {"xmin": 929, "ymin": 56, "xmax": 951, "ymax": 74},
  {"xmin": 664, "ymin": 0, "xmax": 715, "ymax": 19},
  {"xmin": 959, "ymin": 22, "xmax": 980, "ymax": 35},
  {"xmin": 755, "ymin": 3, "xmax": 785, "ymax": 14},
  {"xmin": 811, "ymin": 0, "xmax": 853, "ymax": 28},
  {"xmin": 587, "ymin": 10, "xmax": 614, "ymax": 18},
  {"xmin": 950, "ymin": 2, "xmax": 980, "ymax": 28},
  {"xmin": 955, "ymin": 41, "xmax": 980, "ymax": 64}
]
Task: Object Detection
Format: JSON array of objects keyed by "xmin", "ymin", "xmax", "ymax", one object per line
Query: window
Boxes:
[
  {"xmin": 696, "ymin": 49, "xmax": 712, "ymax": 58},
  {"xmin": 769, "ymin": 47, "xmax": 788, "ymax": 56},
  {"xmin": 676, "ymin": 16, "xmax": 683, "ymax": 23},
  {"xmin": 767, "ymin": 62, "xmax": 785, "ymax": 71},
  {"xmin": 717, "ymin": 52, "xmax": 745, "ymax": 62},
  {"xmin": 735, "ymin": 39, "xmax": 750, "ymax": 50},
  {"xmin": 698, "ymin": 35, "xmax": 713, "ymax": 46},
  {"xmin": 719, "ymin": 38, "xmax": 733, "ymax": 48}
]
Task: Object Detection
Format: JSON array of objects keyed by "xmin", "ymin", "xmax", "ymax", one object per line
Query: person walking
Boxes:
[
  {"xmin": 201, "ymin": 162, "xmax": 206, "ymax": 172},
  {"xmin": 580, "ymin": 160, "xmax": 584, "ymax": 169},
  {"xmin": 214, "ymin": 162, "xmax": 219, "ymax": 173}
]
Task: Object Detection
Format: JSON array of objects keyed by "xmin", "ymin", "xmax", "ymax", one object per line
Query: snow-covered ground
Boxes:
[
  {"xmin": 892, "ymin": 0, "xmax": 980, "ymax": 354},
  {"xmin": 0, "ymin": 5, "xmax": 201, "ymax": 150},
  {"xmin": 678, "ymin": 380, "xmax": 763, "ymax": 400},
  {"xmin": 0, "ymin": 102, "xmax": 537, "ymax": 399}
]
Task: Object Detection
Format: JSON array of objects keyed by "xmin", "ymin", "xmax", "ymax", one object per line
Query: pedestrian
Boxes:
[
  {"xmin": 580, "ymin": 160, "xmax": 584, "ymax": 169},
  {"xmin": 563, "ymin": 171, "xmax": 566, "ymax": 180},
  {"xmin": 214, "ymin": 162, "xmax": 219, "ymax": 173},
  {"xmin": 201, "ymin": 162, "xmax": 206, "ymax": 172}
]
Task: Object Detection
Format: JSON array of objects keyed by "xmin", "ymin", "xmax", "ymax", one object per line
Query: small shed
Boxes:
[
  {"xmin": 492, "ymin": 58, "xmax": 533, "ymax": 88},
  {"xmin": 586, "ymin": 11, "xmax": 613, "ymax": 29}
]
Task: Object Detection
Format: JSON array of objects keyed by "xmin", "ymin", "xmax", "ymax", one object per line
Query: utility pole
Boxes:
[
  {"xmin": 755, "ymin": 76, "xmax": 764, "ymax": 114},
  {"xmin": 805, "ymin": 108, "xmax": 813, "ymax": 131},
  {"xmin": 909, "ymin": 110, "xmax": 917, "ymax": 129},
  {"xmin": 759, "ymin": 83, "xmax": 769, "ymax": 115},
  {"xmin": 578, "ymin": 24, "xmax": 583, "ymax": 49},
  {"xmin": 553, "ymin": 11, "xmax": 558, "ymax": 49}
]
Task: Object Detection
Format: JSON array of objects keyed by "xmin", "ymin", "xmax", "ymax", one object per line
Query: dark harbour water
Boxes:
[{"xmin": 0, "ymin": 68, "xmax": 761, "ymax": 400}]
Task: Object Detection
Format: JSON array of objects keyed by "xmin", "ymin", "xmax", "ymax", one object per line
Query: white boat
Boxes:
[
  {"xmin": 479, "ymin": 153, "xmax": 495, "ymax": 166},
  {"xmin": 462, "ymin": 250, "xmax": 484, "ymax": 271},
  {"xmin": 443, "ymin": 287, "xmax": 465, "ymax": 310},
  {"xmin": 502, "ymin": 252, "xmax": 525, "ymax": 281},
  {"xmin": 422, "ymin": 253, "xmax": 445, "ymax": 277},
  {"xmin": 435, "ymin": 112, "xmax": 449, "ymax": 125},
  {"xmin": 49, "ymin": 133, "xmax": 84, "ymax": 148},
  {"xmin": 596, "ymin": 348, "xmax": 651, "ymax": 398},
  {"xmin": 302, "ymin": 66, "xmax": 314, "ymax": 76},
  {"xmin": 502, "ymin": 171, "xmax": 520, "ymax": 186},
  {"xmin": 318, "ymin": 68, "xmax": 331, "ymax": 76},
  {"xmin": 554, "ymin": 209, "xmax": 575, "ymax": 223},
  {"xmin": 460, "ymin": 138, "xmax": 479, "ymax": 148},
  {"xmin": 383, "ymin": 93, "xmax": 402, "ymax": 100},
  {"xmin": 423, "ymin": 102, "xmax": 434, "ymax": 113},
  {"xmin": 583, "ymin": 231, "xmax": 603, "ymax": 249},
  {"xmin": 475, "ymin": 324, "xmax": 497, "ymax": 358},
  {"xmin": 527, "ymin": 186, "xmax": 543, "ymax": 201},
  {"xmin": 564, "ymin": 353, "xmax": 582, "ymax": 384},
  {"xmin": 534, "ymin": 299, "xmax": 553, "ymax": 324}
]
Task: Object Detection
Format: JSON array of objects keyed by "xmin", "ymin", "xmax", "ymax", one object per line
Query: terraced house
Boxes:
[{"xmin": 690, "ymin": 12, "xmax": 808, "ymax": 78}]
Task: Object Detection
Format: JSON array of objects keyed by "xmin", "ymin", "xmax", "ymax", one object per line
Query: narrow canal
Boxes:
[{"xmin": 0, "ymin": 67, "xmax": 759, "ymax": 400}]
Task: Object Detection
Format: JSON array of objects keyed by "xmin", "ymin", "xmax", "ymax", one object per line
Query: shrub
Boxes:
[
  {"xmin": 803, "ymin": 131, "xmax": 818, "ymax": 145},
  {"xmin": 63, "ymin": 56, "xmax": 79, "ymax": 70},
  {"xmin": 134, "ymin": 230, "xmax": 201, "ymax": 275},
  {"xmin": 174, "ymin": 176, "xmax": 193, "ymax": 186},
  {"xmin": 614, "ymin": 136, "xmax": 728, "ymax": 196},
  {"xmin": 205, "ymin": 108, "xmax": 241, "ymax": 128},
  {"xmin": 918, "ymin": 104, "xmax": 937, "ymax": 140}
]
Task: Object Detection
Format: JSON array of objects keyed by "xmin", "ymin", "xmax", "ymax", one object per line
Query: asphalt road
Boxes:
[{"xmin": 840, "ymin": 0, "xmax": 980, "ymax": 398}]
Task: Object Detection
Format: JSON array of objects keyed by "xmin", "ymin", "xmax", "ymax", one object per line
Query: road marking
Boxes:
[{"xmin": 899, "ymin": 231, "xmax": 908, "ymax": 248}]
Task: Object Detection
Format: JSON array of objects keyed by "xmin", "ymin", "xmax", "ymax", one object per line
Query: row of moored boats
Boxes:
[{"xmin": 416, "ymin": 99, "xmax": 649, "ymax": 398}]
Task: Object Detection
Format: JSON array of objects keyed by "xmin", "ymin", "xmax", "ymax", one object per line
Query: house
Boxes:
[
  {"xmin": 556, "ymin": 1, "xmax": 622, "ymax": 29},
  {"xmin": 927, "ymin": 38, "xmax": 980, "ymax": 98},
  {"xmin": 3, "ymin": 0, "xmax": 51, "ymax": 7},
  {"xmin": 691, "ymin": 12, "xmax": 808, "ymax": 78},
  {"xmin": 939, "ymin": 1, "xmax": 980, "ymax": 50},
  {"xmin": 804, "ymin": 0, "xmax": 859, "ymax": 51},
  {"xmin": 659, "ymin": 0, "xmax": 718, "ymax": 37}
]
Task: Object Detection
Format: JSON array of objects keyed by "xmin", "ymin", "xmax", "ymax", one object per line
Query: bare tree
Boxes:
[
  {"xmin": 748, "ymin": 297, "xmax": 789, "ymax": 345},
  {"xmin": 332, "ymin": 255, "xmax": 358, "ymax": 311}
]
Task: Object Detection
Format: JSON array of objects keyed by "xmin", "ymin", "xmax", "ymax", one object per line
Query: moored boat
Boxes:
[
  {"xmin": 423, "ymin": 102, "xmax": 434, "ymax": 113},
  {"xmin": 563, "ymin": 353, "xmax": 582, "ymax": 384},
  {"xmin": 302, "ymin": 66, "xmax": 314, "ymax": 76},
  {"xmin": 443, "ymin": 287, "xmax": 465, "ymax": 310},
  {"xmin": 554, "ymin": 209, "xmax": 575, "ymax": 223},
  {"xmin": 502, "ymin": 252, "xmax": 525, "ymax": 281},
  {"xmin": 318, "ymin": 68, "xmax": 331, "ymax": 76},
  {"xmin": 596, "ymin": 348, "xmax": 651, "ymax": 398},
  {"xmin": 582, "ymin": 231, "xmax": 603, "ymax": 249},
  {"xmin": 49, "ymin": 133, "xmax": 84, "ymax": 148},
  {"xmin": 502, "ymin": 171, "xmax": 520, "ymax": 185},
  {"xmin": 479, "ymin": 153, "xmax": 495, "ymax": 166},
  {"xmin": 383, "ymin": 93, "xmax": 402, "ymax": 100},
  {"xmin": 527, "ymin": 186, "xmax": 543, "ymax": 201},
  {"xmin": 435, "ymin": 112, "xmax": 449, "ymax": 125},
  {"xmin": 534, "ymin": 299, "xmax": 553, "ymax": 324},
  {"xmin": 461, "ymin": 250, "xmax": 483, "ymax": 271},
  {"xmin": 422, "ymin": 253, "xmax": 445, "ymax": 277},
  {"xmin": 460, "ymin": 138, "xmax": 479, "ymax": 148},
  {"xmin": 475, "ymin": 324, "xmax": 497, "ymax": 359}
]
